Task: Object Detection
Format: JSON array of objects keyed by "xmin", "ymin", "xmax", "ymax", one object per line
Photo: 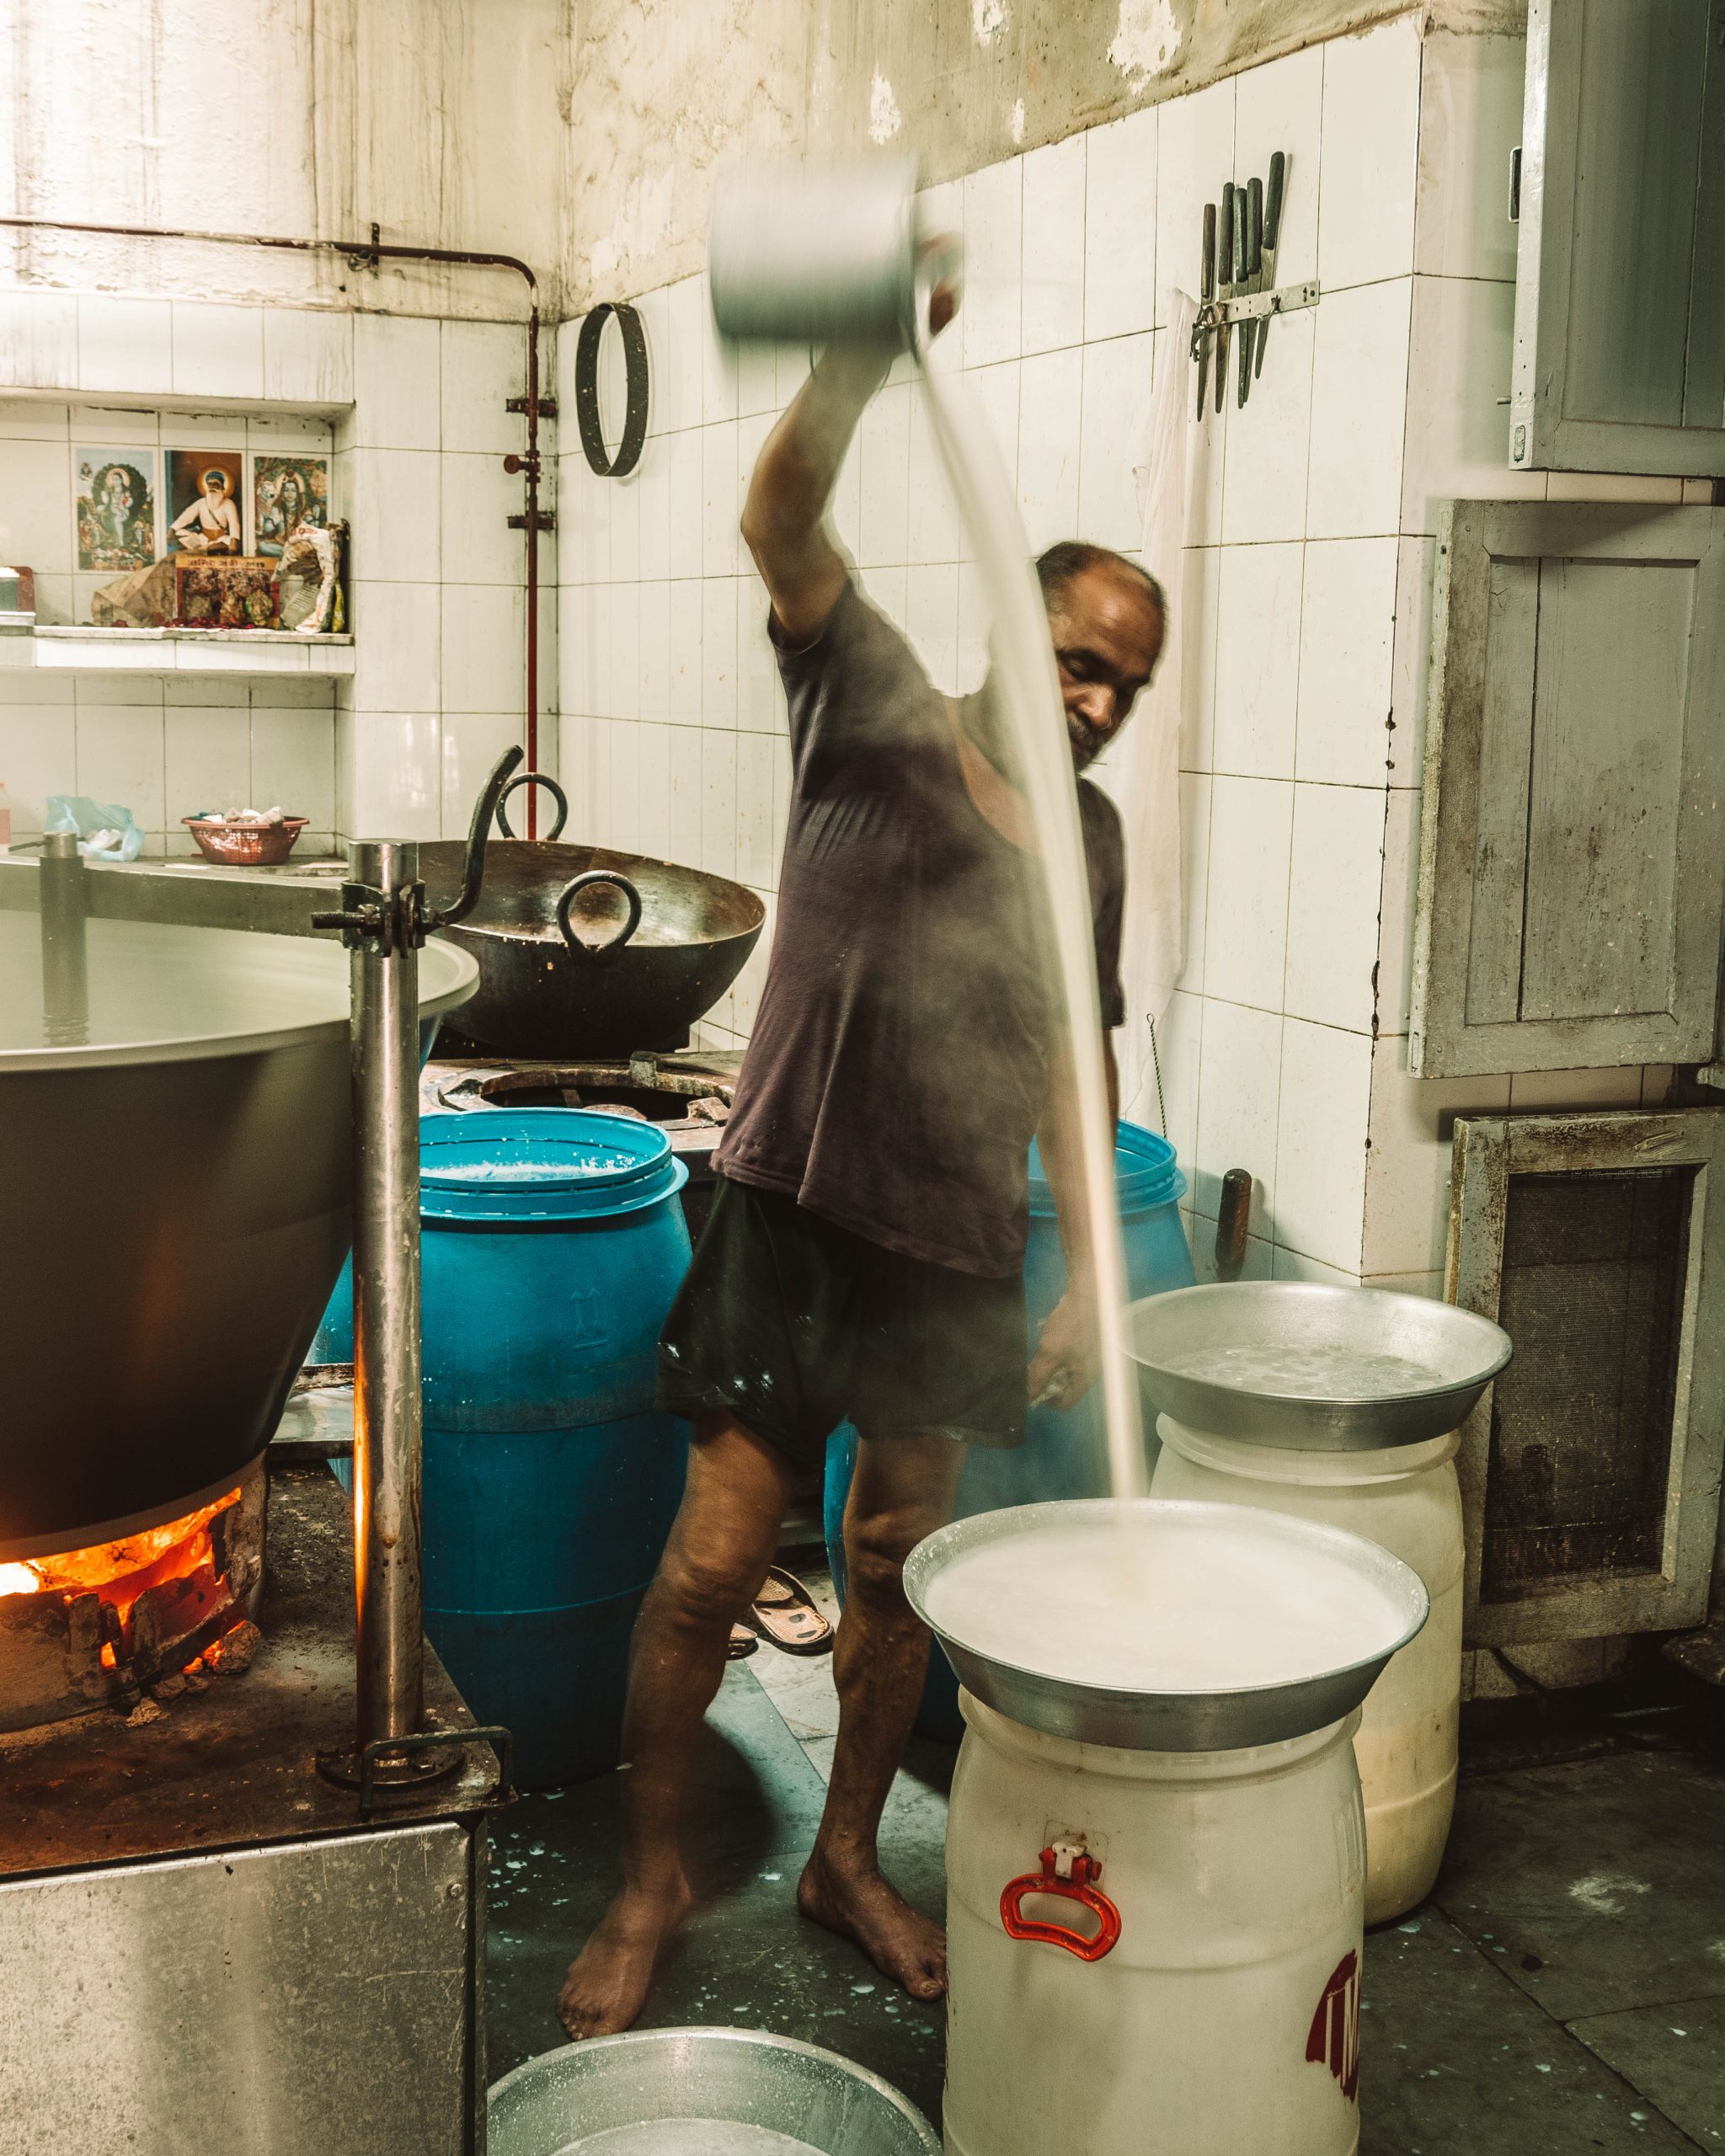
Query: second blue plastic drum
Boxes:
[{"xmin": 825, "ymin": 1120, "xmax": 1195, "ymax": 1740}]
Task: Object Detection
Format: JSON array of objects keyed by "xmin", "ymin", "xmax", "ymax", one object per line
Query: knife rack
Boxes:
[{"xmin": 1190, "ymin": 149, "xmax": 1319, "ymax": 415}]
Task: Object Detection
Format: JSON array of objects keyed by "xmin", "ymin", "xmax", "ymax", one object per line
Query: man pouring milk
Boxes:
[{"xmin": 559, "ymin": 257, "xmax": 1166, "ymax": 2039}]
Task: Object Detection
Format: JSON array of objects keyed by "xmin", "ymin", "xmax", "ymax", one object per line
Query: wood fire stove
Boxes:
[{"xmin": 0, "ymin": 1462, "xmax": 506, "ymax": 2155}]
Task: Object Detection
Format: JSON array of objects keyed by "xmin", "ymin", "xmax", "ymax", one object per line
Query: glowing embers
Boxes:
[{"xmin": 0, "ymin": 1470, "xmax": 266, "ymax": 1733}]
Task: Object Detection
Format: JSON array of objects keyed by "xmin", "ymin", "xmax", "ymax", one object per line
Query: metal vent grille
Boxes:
[{"xmin": 1482, "ymin": 1166, "xmax": 1695, "ymax": 1599}]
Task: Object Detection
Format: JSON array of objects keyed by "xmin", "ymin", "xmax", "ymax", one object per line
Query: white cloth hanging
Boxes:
[{"xmin": 1108, "ymin": 287, "xmax": 1203, "ymax": 1129}]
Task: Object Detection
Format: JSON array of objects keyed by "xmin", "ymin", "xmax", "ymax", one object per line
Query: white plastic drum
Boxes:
[
  {"xmin": 944, "ymin": 1694, "xmax": 1365, "ymax": 2156},
  {"xmin": 1151, "ymin": 1419, "xmax": 1464, "ymax": 1924}
]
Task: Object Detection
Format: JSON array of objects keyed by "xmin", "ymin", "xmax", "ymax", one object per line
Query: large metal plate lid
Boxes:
[
  {"xmin": 905, "ymin": 1498, "xmax": 1429, "ymax": 1754},
  {"xmin": 1126, "ymin": 1280, "xmax": 1513, "ymax": 1451},
  {"xmin": 0, "ymin": 907, "xmax": 476, "ymax": 1071}
]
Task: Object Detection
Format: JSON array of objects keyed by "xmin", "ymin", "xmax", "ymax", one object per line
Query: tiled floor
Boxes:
[{"xmin": 486, "ymin": 1582, "xmax": 1725, "ymax": 2150}]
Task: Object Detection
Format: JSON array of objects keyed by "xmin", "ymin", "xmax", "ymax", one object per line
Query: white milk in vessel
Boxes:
[
  {"xmin": 936, "ymin": 1508, "xmax": 1413, "ymax": 2156},
  {"xmin": 925, "ymin": 1514, "xmax": 1406, "ymax": 1694}
]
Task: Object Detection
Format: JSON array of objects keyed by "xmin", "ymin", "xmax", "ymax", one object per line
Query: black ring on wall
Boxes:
[{"xmin": 575, "ymin": 302, "xmax": 650, "ymax": 478}]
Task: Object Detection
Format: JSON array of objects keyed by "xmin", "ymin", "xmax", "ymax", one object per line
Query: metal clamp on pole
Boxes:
[{"xmin": 357, "ymin": 1724, "xmax": 515, "ymax": 1818}]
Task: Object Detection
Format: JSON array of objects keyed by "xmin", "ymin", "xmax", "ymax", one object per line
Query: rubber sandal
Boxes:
[
  {"xmin": 728, "ymin": 1621, "xmax": 758, "ymax": 1661},
  {"xmin": 745, "ymin": 1566, "xmax": 835, "ymax": 1657}
]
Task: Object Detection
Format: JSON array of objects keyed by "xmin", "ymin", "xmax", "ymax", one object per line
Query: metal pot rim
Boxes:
[
  {"xmin": 1, "ymin": 925, "xmax": 477, "ymax": 1073},
  {"xmin": 486, "ymin": 2025, "xmax": 942, "ymax": 2152},
  {"xmin": 1128, "ymin": 1281, "xmax": 1513, "ymax": 1414}
]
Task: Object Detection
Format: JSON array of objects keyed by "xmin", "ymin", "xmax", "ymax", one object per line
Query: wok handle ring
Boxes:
[
  {"xmin": 556, "ymin": 871, "xmax": 643, "ymax": 964},
  {"xmin": 496, "ymin": 771, "xmax": 569, "ymax": 841}
]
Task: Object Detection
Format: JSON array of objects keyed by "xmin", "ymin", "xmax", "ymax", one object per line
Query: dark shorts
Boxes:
[{"xmin": 656, "ymin": 1176, "xmax": 1028, "ymax": 1472}]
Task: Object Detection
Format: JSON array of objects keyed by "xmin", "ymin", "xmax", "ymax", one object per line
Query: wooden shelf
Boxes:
[{"xmin": 0, "ymin": 627, "xmax": 355, "ymax": 679}]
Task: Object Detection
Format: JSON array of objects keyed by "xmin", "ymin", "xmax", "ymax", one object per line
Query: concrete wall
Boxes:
[
  {"xmin": 562, "ymin": 0, "xmax": 1528, "ymax": 308},
  {"xmin": 1, "ymin": 0, "xmax": 566, "ymax": 319}
]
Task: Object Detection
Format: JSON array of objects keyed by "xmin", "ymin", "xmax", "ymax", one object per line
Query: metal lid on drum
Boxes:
[{"xmin": 419, "ymin": 1106, "xmax": 688, "ymax": 1222}]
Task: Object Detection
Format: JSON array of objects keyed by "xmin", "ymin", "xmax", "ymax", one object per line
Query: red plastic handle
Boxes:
[{"xmin": 1000, "ymin": 1847, "xmax": 1122, "ymax": 1961}]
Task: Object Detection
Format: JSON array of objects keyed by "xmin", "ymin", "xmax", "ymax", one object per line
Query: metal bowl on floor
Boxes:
[
  {"xmin": 488, "ymin": 2029, "xmax": 940, "ymax": 2154},
  {"xmin": 1126, "ymin": 1280, "xmax": 1514, "ymax": 1451},
  {"xmin": 905, "ymin": 1498, "xmax": 1429, "ymax": 1753}
]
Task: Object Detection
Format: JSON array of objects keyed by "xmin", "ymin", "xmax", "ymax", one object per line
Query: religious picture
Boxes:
[
  {"xmin": 75, "ymin": 448, "xmax": 157, "ymax": 572},
  {"xmin": 167, "ymin": 449, "xmax": 245, "ymax": 557},
  {"xmin": 252, "ymin": 455, "xmax": 329, "ymax": 559}
]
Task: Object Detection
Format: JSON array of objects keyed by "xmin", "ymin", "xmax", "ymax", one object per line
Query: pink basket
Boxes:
[{"xmin": 183, "ymin": 816, "xmax": 310, "ymax": 867}]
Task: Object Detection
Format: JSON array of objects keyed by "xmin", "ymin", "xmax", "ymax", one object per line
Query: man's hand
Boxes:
[{"xmin": 1027, "ymin": 1283, "xmax": 1099, "ymax": 1414}]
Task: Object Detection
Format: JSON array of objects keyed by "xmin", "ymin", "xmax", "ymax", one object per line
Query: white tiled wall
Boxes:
[
  {"xmin": 553, "ymin": 13, "xmax": 1432, "ymax": 1292},
  {"xmin": 0, "ymin": 295, "xmax": 551, "ymax": 851},
  {"xmin": 0, "ymin": 665, "xmax": 339, "ymax": 857}
]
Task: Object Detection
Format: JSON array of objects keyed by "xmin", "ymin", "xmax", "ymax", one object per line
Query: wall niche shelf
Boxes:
[{"xmin": 1, "ymin": 627, "xmax": 355, "ymax": 679}]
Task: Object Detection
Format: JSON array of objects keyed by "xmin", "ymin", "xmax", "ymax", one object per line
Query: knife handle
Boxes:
[
  {"xmin": 1201, "ymin": 201, "xmax": 1216, "ymax": 302},
  {"xmin": 1233, "ymin": 184, "xmax": 1248, "ymax": 286},
  {"xmin": 1247, "ymin": 176, "xmax": 1263, "ymax": 283},
  {"xmin": 1265, "ymin": 150, "xmax": 1286, "ymax": 253},
  {"xmin": 1218, "ymin": 183, "xmax": 1235, "ymax": 289}
]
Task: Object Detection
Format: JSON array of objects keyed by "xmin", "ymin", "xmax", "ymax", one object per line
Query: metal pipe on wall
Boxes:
[{"xmin": 0, "ymin": 212, "xmax": 548, "ymax": 835}]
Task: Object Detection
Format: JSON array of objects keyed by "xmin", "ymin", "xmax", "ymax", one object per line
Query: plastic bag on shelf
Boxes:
[{"xmin": 44, "ymin": 793, "xmax": 144, "ymax": 862}]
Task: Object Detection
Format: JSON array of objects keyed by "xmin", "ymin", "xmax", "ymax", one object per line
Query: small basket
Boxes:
[{"xmin": 184, "ymin": 815, "xmax": 310, "ymax": 867}]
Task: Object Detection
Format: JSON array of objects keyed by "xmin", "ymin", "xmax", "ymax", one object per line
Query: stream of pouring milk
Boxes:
[{"xmin": 915, "ymin": 308, "xmax": 1148, "ymax": 1505}]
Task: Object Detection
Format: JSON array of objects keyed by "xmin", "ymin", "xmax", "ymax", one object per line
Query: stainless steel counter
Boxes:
[{"xmin": 0, "ymin": 846, "xmax": 348, "ymax": 937}]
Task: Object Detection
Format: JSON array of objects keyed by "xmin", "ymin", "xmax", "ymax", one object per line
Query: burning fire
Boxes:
[{"xmin": 0, "ymin": 1490, "xmax": 243, "ymax": 1620}]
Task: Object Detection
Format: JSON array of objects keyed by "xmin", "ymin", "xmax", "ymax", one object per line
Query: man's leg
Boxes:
[
  {"xmin": 558, "ymin": 1411, "xmax": 798, "ymax": 2039},
  {"xmin": 798, "ymin": 1433, "xmax": 964, "ymax": 2000}
]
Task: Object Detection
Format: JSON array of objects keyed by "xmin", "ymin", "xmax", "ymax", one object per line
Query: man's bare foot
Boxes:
[
  {"xmin": 797, "ymin": 1847, "xmax": 947, "ymax": 2001},
  {"xmin": 557, "ymin": 1872, "xmax": 693, "ymax": 2041}
]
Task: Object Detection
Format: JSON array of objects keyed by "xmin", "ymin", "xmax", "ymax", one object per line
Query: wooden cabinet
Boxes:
[
  {"xmin": 1412, "ymin": 500, "xmax": 1725, "ymax": 1079},
  {"xmin": 1448, "ymin": 1108, "xmax": 1725, "ymax": 1646},
  {"xmin": 1511, "ymin": 0, "xmax": 1725, "ymax": 476}
]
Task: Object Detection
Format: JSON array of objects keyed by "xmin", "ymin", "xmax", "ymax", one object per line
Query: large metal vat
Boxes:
[{"xmin": 0, "ymin": 894, "xmax": 476, "ymax": 1560}]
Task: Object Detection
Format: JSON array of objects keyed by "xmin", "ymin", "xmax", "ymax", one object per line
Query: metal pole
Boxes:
[
  {"xmin": 37, "ymin": 831, "xmax": 88, "ymax": 1049},
  {"xmin": 348, "ymin": 837, "xmax": 425, "ymax": 1751}
]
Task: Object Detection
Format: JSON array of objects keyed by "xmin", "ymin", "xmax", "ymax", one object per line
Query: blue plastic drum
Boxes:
[
  {"xmin": 324, "ymin": 1109, "xmax": 692, "ymax": 1786},
  {"xmin": 825, "ymin": 1121, "xmax": 1194, "ymax": 1739}
]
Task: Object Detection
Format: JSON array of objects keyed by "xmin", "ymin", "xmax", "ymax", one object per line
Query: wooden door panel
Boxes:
[
  {"xmin": 1519, "ymin": 557, "xmax": 1690, "ymax": 1022},
  {"xmin": 1413, "ymin": 501, "xmax": 1725, "ymax": 1078}
]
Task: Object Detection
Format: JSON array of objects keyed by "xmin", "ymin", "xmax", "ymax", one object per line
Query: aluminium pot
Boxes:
[
  {"xmin": 419, "ymin": 839, "xmax": 765, "ymax": 1059},
  {"xmin": 0, "ymin": 899, "xmax": 476, "ymax": 1560}
]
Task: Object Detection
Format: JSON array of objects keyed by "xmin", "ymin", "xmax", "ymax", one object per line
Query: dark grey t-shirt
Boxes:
[{"xmin": 715, "ymin": 581, "xmax": 1126, "ymax": 1280}]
